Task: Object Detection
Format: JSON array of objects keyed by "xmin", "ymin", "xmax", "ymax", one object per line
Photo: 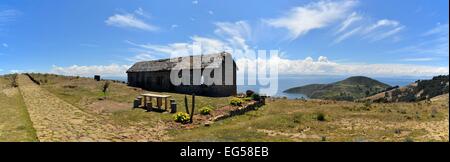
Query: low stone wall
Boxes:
[{"xmin": 212, "ymin": 100, "xmax": 265, "ymax": 122}]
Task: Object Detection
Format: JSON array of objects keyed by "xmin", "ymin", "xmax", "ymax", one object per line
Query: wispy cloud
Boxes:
[
  {"xmin": 2, "ymin": 43, "xmax": 8, "ymax": 48},
  {"xmin": 393, "ymin": 23, "xmax": 448, "ymax": 57},
  {"xmin": 364, "ymin": 19, "xmax": 400, "ymax": 33},
  {"xmin": 334, "ymin": 18, "xmax": 404, "ymax": 43},
  {"xmin": 126, "ymin": 36, "xmax": 231, "ymax": 59},
  {"xmin": 0, "ymin": 9, "xmax": 20, "ymax": 24},
  {"xmin": 192, "ymin": 0, "xmax": 199, "ymax": 5},
  {"xmin": 336, "ymin": 12, "xmax": 362, "ymax": 34},
  {"xmin": 333, "ymin": 27, "xmax": 362, "ymax": 44},
  {"xmin": 214, "ymin": 21, "xmax": 252, "ymax": 52},
  {"xmin": 264, "ymin": 0, "xmax": 358, "ymax": 40},
  {"xmin": 369, "ymin": 26, "xmax": 404, "ymax": 42},
  {"xmin": 105, "ymin": 9, "xmax": 158, "ymax": 31},
  {"xmin": 126, "ymin": 21, "xmax": 253, "ymax": 60}
]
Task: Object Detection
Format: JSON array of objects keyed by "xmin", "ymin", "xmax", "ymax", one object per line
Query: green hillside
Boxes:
[{"xmin": 284, "ymin": 76, "xmax": 391, "ymax": 101}]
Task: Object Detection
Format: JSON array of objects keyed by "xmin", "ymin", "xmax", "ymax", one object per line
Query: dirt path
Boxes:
[{"xmin": 18, "ymin": 75, "xmax": 167, "ymax": 142}]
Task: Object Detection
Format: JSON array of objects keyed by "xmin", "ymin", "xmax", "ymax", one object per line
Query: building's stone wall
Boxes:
[{"xmin": 127, "ymin": 61, "xmax": 237, "ymax": 97}]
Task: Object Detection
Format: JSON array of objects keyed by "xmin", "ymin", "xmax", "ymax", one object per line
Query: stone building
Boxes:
[{"xmin": 126, "ymin": 52, "xmax": 237, "ymax": 97}]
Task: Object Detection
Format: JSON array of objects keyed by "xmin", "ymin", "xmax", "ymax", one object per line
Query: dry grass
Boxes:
[
  {"xmin": 169, "ymin": 97, "xmax": 449, "ymax": 142},
  {"xmin": 0, "ymin": 76, "xmax": 38, "ymax": 142},
  {"xmin": 15, "ymin": 74, "xmax": 449, "ymax": 142},
  {"xmin": 30, "ymin": 74, "xmax": 233, "ymax": 127}
]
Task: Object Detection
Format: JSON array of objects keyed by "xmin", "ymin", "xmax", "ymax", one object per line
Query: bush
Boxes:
[
  {"xmin": 230, "ymin": 98, "xmax": 244, "ymax": 106},
  {"xmin": 245, "ymin": 90, "xmax": 255, "ymax": 97},
  {"xmin": 10, "ymin": 74, "xmax": 18, "ymax": 87},
  {"xmin": 250, "ymin": 93, "xmax": 261, "ymax": 101},
  {"xmin": 364, "ymin": 100, "xmax": 372, "ymax": 107},
  {"xmin": 316, "ymin": 113, "xmax": 327, "ymax": 121},
  {"xmin": 199, "ymin": 106, "xmax": 212, "ymax": 115},
  {"xmin": 173, "ymin": 112, "xmax": 190, "ymax": 124}
]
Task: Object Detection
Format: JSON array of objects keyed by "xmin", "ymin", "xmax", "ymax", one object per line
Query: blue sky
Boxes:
[{"xmin": 0, "ymin": 0, "xmax": 448, "ymax": 77}]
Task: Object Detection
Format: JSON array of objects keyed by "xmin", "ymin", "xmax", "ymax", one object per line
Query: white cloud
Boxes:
[
  {"xmin": 126, "ymin": 53, "xmax": 155, "ymax": 62},
  {"xmin": 334, "ymin": 18, "xmax": 404, "ymax": 43},
  {"xmin": 208, "ymin": 10, "xmax": 214, "ymax": 15},
  {"xmin": 9, "ymin": 70, "xmax": 22, "ymax": 73},
  {"xmin": 334, "ymin": 27, "xmax": 362, "ymax": 44},
  {"xmin": 126, "ymin": 21, "xmax": 253, "ymax": 60},
  {"xmin": 171, "ymin": 24, "xmax": 178, "ymax": 29},
  {"xmin": 392, "ymin": 23, "xmax": 448, "ymax": 57},
  {"xmin": 126, "ymin": 35, "xmax": 231, "ymax": 59},
  {"xmin": 369, "ymin": 26, "xmax": 404, "ymax": 42},
  {"xmin": 214, "ymin": 21, "xmax": 252, "ymax": 52},
  {"xmin": 2, "ymin": 43, "xmax": 8, "ymax": 48},
  {"xmin": 423, "ymin": 23, "xmax": 449, "ymax": 36},
  {"xmin": 265, "ymin": 0, "xmax": 358, "ymax": 40},
  {"xmin": 105, "ymin": 9, "xmax": 158, "ymax": 31},
  {"xmin": 336, "ymin": 12, "xmax": 362, "ymax": 34},
  {"xmin": 51, "ymin": 64, "xmax": 131, "ymax": 77},
  {"xmin": 237, "ymin": 56, "xmax": 448, "ymax": 77},
  {"xmin": 192, "ymin": 0, "xmax": 199, "ymax": 4},
  {"xmin": 364, "ymin": 19, "xmax": 400, "ymax": 33},
  {"xmin": 134, "ymin": 8, "xmax": 144, "ymax": 16}
]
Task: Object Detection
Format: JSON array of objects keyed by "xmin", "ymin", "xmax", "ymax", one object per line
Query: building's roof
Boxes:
[{"xmin": 127, "ymin": 52, "xmax": 234, "ymax": 73}]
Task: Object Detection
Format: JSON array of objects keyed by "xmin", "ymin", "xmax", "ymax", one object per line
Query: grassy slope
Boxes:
[
  {"xmin": 0, "ymin": 76, "xmax": 38, "ymax": 142},
  {"xmin": 27, "ymin": 74, "xmax": 449, "ymax": 142},
  {"xmin": 171, "ymin": 97, "xmax": 448, "ymax": 142},
  {"xmin": 29, "ymin": 74, "xmax": 232, "ymax": 127}
]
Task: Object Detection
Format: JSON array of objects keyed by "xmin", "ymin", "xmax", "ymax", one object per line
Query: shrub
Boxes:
[
  {"xmin": 230, "ymin": 98, "xmax": 244, "ymax": 106},
  {"xmin": 364, "ymin": 100, "xmax": 372, "ymax": 108},
  {"xmin": 404, "ymin": 137, "xmax": 414, "ymax": 142},
  {"xmin": 173, "ymin": 112, "xmax": 190, "ymax": 124},
  {"xmin": 199, "ymin": 106, "xmax": 212, "ymax": 115},
  {"xmin": 10, "ymin": 74, "xmax": 18, "ymax": 87},
  {"xmin": 250, "ymin": 93, "xmax": 261, "ymax": 101},
  {"xmin": 316, "ymin": 112, "xmax": 327, "ymax": 121},
  {"xmin": 102, "ymin": 81, "xmax": 110, "ymax": 94},
  {"xmin": 245, "ymin": 90, "xmax": 255, "ymax": 97},
  {"xmin": 243, "ymin": 97, "xmax": 252, "ymax": 101}
]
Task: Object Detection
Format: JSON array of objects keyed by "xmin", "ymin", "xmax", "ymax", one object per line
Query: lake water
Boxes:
[{"xmin": 103, "ymin": 75, "xmax": 430, "ymax": 99}]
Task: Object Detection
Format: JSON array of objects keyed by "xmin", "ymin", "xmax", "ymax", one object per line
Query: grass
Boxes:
[
  {"xmin": 29, "ymin": 74, "xmax": 233, "ymax": 126},
  {"xmin": 21, "ymin": 74, "xmax": 449, "ymax": 142},
  {"xmin": 0, "ymin": 76, "xmax": 38, "ymax": 142},
  {"xmin": 169, "ymin": 98, "xmax": 448, "ymax": 142}
]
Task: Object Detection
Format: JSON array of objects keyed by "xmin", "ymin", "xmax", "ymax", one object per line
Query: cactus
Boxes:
[
  {"xmin": 184, "ymin": 95, "xmax": 189, "ymax": 114},
  {"xmin": 190, "ymin": 93, "xmax": 195, "ymax": 123}
]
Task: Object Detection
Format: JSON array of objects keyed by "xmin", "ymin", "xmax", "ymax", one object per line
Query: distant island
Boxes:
[{"xmin": 283, "ymin": 76, "xmax": 391, "ymax": 101}]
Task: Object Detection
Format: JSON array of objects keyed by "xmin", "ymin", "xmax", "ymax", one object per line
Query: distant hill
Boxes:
[
  {"xmin": 363, "ymin": 75, "xmax": 449, "ymax": 103},
  {"xmin": 284, "ymin": 76, "xmax": 391, "ymax": 101}
]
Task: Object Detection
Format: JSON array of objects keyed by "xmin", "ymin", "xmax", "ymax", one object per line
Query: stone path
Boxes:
[{"xmin": 18, "ymin": 75, "xmax": 167, "ymax": 142}]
